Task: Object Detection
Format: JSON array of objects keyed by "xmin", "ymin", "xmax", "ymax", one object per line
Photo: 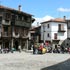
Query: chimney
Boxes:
[
  {"xmin": 18, "ymin": 5, "xmax": 21, "ymax": 11},
  {"xmin": 63, "ymin": 16, "xmax": 66, "ymax": 20}
]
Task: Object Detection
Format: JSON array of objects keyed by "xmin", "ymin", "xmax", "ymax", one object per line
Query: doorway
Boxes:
[
  {"xmin": 5, "ymin": 41, "xmax": 9, "ymax": 49},
  {"xmin": 14, "ymin": 41, "xmax": 19, "ymax": 50}
]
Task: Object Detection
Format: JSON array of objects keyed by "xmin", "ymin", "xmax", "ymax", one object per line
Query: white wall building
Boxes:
[{"xmin": 41, "ymin": 18, "xmax": 67, "ymax": 48}]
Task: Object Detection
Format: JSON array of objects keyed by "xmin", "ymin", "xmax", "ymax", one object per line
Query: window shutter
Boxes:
[{"xmin": 61, "ymin": 24, "xmax": 64, "ymax": 30}]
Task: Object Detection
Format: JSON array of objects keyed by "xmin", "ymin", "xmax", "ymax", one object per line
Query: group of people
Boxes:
[
  {"xmin": 32, "ymin": 42, "xmax": 70, "ymax": 54},
  {"xmin": 33, "ymin": 42, "xmax": 45, "ymax": 54},
  {"xmin": 61, "ymin": 46, "xmax": 70, "ymax": 53},
  {"xmin": 0, "ymin": 45, "xmax": 21, "ymax": 53}
]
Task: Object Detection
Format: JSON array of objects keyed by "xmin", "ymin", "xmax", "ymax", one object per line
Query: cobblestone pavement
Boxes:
[{"xmin": 0, "ymin": 52, "xmax": 70, "ymax": 70}]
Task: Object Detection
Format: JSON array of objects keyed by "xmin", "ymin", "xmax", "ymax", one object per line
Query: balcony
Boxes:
[
  {"xmin": 4, "ymin": 12, "xmax": 11, "ymax": 20},
  {"xmin": 52, "ymin": 39, "xmax": 60, "ymax": 41},
  {"xmin": 2, "ymin": 32, "xmax": 11, "ymax": 37},
  {"xmin": 13, "ymin": 32, "xmax": 20, "ymax": 38},
  {"xmin": 58, "ymin": 29, "xmax": 66, "ymax": 32},
  {"xmin": 15, "ymin": 20, "xmax": 31, "ymax": 27},
  {"xmin": 52, "ymin": 38, "xmax": 60, "ymax": 44},
  {"xmin": 22, "ymin": 35, "xmax": 29, "ymax": 39},
  {"xmin": 2, "ymin": 20, "xmax": 11, "ymax": 25}
]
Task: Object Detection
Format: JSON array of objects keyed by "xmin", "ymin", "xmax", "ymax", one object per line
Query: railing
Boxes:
[
  {"xmin": 13, "ymin": 32, "xmax": 20, "ymax": 38},
  {"xmin": 15, "ymin": 20, "xmax": 31, "ymax": 27},
  {"xmin": 12, "ymin": 31, "xmax": 28, "ymax": 38},
  {"xmin": 2, "ymin": 32, "xmax": 11, "ymax": 37},
  {"xmin": 58, "ymin": 29, "xmax": 66, "ymax": 32}
]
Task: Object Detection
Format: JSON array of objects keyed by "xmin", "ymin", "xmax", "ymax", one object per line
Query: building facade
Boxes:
[
  {"xmin": 30, "ymin": 26, "xmax": 41, "ymax": 43},
  {"xmin": 61, "ymin": 20, "xmax": 70, "ymax": 48},
  {"xmin": 41, "ymin": 18, "xmax": 67, "ymax": 48},
  {"xmin": 67, "ymin": 20, "xmax": 70, "ymax": 38},
  {"xmin": 0, "ymin": 5, "xmax": 34, "ymax": 51}
]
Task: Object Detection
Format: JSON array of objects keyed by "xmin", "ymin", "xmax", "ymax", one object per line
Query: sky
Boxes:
[{"xmin": 1, "ymin": 0, "xmax": 70, "ymax": 26}]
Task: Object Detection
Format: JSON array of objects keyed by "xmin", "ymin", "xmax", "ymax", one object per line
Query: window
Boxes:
[
  {"xmin": 18, "ymin": 15, "xmax": 22, "ymax": 20},
  {"xmin": 43, "ymin": 25, "xmax": 45, "ymax": 32},
  {"xmin": 0, "ymin": 16, "xmax": 2, "ymax": 24},
  {"xmin": 61, "ymin": 24, "xmax": 64, "ymax": 30},
  {"xmin": 47, "ymin": 33, "xmax": 50, "ymax": 37},
  {"xmin": 54, "ymin": 33, "xmax": 57, "ymax": 39},
  {"xmin": 3, "ymin": 26, "xmax": 8, "ymax": 36},
  {"xmin": 47, "ymin": 24, "xmax": 49, "ymax": 28},
  {"xmin": 15, "ymin": 27, "xmax": 19, "ymax": 35},
  {"xmin": 24, "ymin": 16, "xmax": 31, "ymax": 22},
  {"xmin": 27, "ymin": 17, "xmax": 31, "ymax": 22},
  {"xmin": 4, "ymin": 26, "xmax": 8, "ymax": 32},
  {"xmin": 24, "ymin": 16, "xmax": 28, "ymax": 21},
  {"xmin": 5, "ymin": 20, "xmax": 9, "ymax": 23},
  {"xmin": 58, "ymin": 24, "xmax": 64, "ymax": 31},
  {"xmin": 11, "ymin": 14, "xmax": 16, "ymax": 20},
  {"xmin": 5, "ymin": 13, "xmax": 11, "ymax": 20}
]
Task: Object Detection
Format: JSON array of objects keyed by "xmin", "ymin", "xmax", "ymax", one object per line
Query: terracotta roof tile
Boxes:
[
  {"xmin": 53, "ymin": 18, "xmax": 65, "ymax": 22},
  {"xmin": 41, "ymin": 18, "xmax": 66, "ymax": 24}
]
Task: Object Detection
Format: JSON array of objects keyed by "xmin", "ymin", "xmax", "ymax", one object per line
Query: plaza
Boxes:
[{"xmin": 0, "ymin": 51, "xmax": 69, "ymax": 70}]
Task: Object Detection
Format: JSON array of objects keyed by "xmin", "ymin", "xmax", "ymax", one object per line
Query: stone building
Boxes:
[
  {"xmin": 30, "ymin": 26, "xmax": 41, "ymax": 43},
  {"xmin": 0, "ymin": 5, "xmax": 35, "ymax": 51}
]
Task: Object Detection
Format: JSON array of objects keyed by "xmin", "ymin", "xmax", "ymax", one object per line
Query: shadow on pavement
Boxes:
[{"xmin": 41, "ymin": 59, "xmax": 70, "ymax": 70}]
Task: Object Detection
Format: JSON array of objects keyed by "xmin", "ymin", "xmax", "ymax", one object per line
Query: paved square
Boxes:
[{"xmin": 0, "ymin": 52, "xmax": 69, "ymax": 70}]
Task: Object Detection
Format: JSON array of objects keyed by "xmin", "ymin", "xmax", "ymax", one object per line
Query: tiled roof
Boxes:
[
  {"xmin": 41, "ymin": 18, "xmax": 66, "ymax": 24},
  {"xmin": 0, "ymin": 5, "xmax": 32, "ymax": 16},
  {"xmin": 52, "ymin": 18, "xmax": 65, "ymax": 22},
  {"xmin": 30, "ymin": 26, "xmax": 41, "ymax": 31},
  {"xmin": 0, "ymin": 5, "xmax": 14, "ymax": 10}
]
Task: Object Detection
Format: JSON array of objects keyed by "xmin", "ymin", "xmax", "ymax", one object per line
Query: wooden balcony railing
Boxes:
[{"xmin": 2, "ymin": 32, "xmax": 11, "ymax": 37}]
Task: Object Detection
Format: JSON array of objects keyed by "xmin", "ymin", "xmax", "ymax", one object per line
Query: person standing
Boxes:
[
  {"xmin": 33, "ymin": 42, "xmax": 38, "ymax": 54},
  {"xmin": 18, "ymin": 45, "xmax": 21, "ymax": 52},
  {"xmin": 38, "ymin": 43, "xmax": 43, "ymax": 54},
  {"xmin": 33, "ymin": 44, "xmax": 36, "ymax": 54}
]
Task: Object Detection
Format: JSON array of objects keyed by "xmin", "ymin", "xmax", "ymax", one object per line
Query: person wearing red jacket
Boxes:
[{"xmin": 38, "ymin": 43, "xmax": 44, "ymax": 54}]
